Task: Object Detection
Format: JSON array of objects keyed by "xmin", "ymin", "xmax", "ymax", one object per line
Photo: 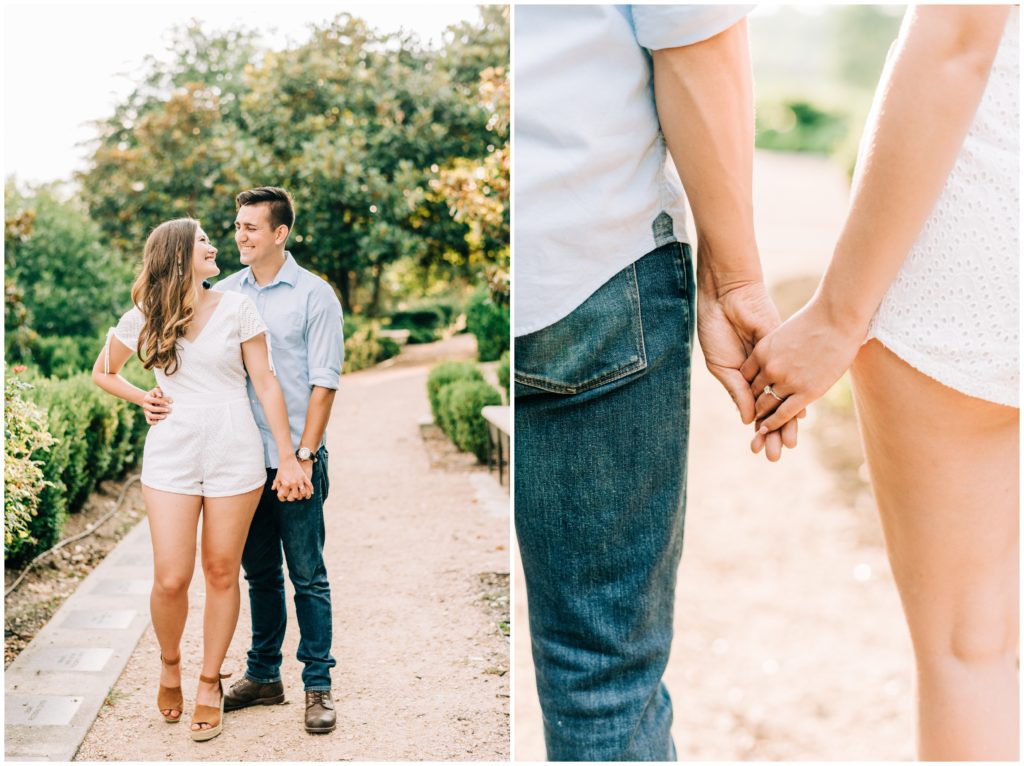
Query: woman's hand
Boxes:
[
  {"xmin": 142, "ymin": 386, "xmax": 173, "ymax": 425},
  {"xmin": 740, "ymin": 296, "xmax": 865, "ymax": 437},
  {"xmin": 272, "ymin": 455, "xmax": 314, "ymax": 502}
]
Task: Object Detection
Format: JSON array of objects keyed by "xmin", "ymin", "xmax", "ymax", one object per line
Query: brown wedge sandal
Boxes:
[
  {"xmin": 190, "ymin": 672, "xmax": 230, "ymax": 742},
  {"xmin": 157, "ymin": 653, "xmax": 183, "ymax": 723}
]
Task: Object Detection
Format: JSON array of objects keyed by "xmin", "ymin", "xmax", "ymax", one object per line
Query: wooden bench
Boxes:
[{"xmin": 481, "ymin": 405, "xmax": 510, "ymax": 488}]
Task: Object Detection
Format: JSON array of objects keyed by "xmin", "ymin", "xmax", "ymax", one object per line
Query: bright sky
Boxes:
[{"xmin": 3, "ymin": 2, "xmax": 485, "ymax": 184}]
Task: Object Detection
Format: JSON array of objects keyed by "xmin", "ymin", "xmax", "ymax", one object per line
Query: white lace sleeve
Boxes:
[
  {"xmin": 102, "ymin": 307, "xmax": 144, "ymax": 373},
  {"xmin": 237, "ymin": 295, "xmax": 275, "ymax": 375}
]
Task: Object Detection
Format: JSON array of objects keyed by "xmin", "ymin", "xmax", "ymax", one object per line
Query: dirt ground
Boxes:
[
  {"xmin": 513, "ymin": 151, "xmax": 917, "ymax": 761},
  {"xmin": 74, "ymin": 333, "xmax": 510, "ymax": 761}
]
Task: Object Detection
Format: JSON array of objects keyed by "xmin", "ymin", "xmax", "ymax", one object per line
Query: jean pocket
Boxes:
[{"xmin": 515, "ymin": 262, "xmax": 647, "ymax": 396}]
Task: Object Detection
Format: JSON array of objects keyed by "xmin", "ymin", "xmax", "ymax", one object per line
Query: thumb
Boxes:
[{"xmin": 711, "ymin": 365, "xmax": 756, "ymax": 424}]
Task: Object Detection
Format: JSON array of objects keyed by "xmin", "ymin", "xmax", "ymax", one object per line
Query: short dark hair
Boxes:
[{"xmin": 235, "ymin": 187, "xmax": 295, "ymax": 232}]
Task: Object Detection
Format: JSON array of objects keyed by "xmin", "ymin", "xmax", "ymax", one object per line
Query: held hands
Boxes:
[
  {"xmin": 697, "ymin": 275, "xmax": 803, "ymax": 461},
  {"xmin": 272, "ymin": 455, "xmax": 314, "ymax": 502},
  {"xmin": 142, "ymin": 387, "xmax": 172, "ymax": 425},
  {"xmin": 739, "ymin": 296, "xmax": 864, "ymax": 453}
]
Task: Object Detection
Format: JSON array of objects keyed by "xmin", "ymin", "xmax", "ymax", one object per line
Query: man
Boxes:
[
  {"xmin": 515, "ymin": 6, "xmax": 798, "ymax": 760},
  {"xmin": 213, "ymin": 186, "xmax": 344, "ymax": 734}
]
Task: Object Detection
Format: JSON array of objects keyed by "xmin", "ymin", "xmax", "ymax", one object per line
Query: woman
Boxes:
[
  {"xmin": 741, "ymin": 6, "xmax": 1018, "ymax": 760},
  {"xmin": 92, "ymin": 218, "xmax": 312, "ymax": 741}
]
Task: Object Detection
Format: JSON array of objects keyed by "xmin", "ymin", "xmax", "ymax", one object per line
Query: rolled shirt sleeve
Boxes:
[
  {"xmin": 631, "ymin": 4, "xmax": 754, "ymax": 50},
  {"xmin": 305, "ymin": 281, "xmax": 345, "ymax": 389}
]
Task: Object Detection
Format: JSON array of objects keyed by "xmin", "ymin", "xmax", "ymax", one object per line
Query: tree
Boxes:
[
  {"xmin": 76, "ymin": 9, "xmax": 508, "ymax": 316},
  {"xmin": 5, "ymin": 180, "xmax": 132, "ymax": 337}
]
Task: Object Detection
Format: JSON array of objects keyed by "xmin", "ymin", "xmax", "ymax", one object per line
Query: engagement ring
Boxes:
[{"xmin": 764, "ymin": 385, "xmax": 784, "ymax": 402}]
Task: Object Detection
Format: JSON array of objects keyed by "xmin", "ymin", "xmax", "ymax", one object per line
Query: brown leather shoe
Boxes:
[
  {"xmin": 304, "ymin": 690, "xmax": 336, "ymax": 734},
  {"xmin": 223, "ymin": 676, "xmax": 285, "ymax": 711}
]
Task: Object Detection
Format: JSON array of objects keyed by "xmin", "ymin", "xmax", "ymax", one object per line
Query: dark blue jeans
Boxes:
[
  {"xmin": 515, "ymin": 242, "xmax": 695, "ymax": 761},
  {"xmin": 241, "ymin": 446, "xmax": 335, "ymax": 691}
]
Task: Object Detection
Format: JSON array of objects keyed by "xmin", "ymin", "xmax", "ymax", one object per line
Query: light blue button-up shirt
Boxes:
[
  {"xmin": 214, "ymin": 252, "xmax": 344, "ymax": 468},
  {"xmin": 514, "ymin": 4, "xmax": 753, "ymax": 336}
]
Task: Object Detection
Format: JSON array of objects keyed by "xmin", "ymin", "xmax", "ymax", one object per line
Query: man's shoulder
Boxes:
[
  {"xmin": 212, "ymin": 270, "xmax": 247, "ymax": 292},
  {"xmin": 292, "ymin": 263, "xmax": 342, "ymax": 309}
]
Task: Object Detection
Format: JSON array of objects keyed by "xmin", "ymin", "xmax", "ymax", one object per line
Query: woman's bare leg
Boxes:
[
  {"xmin": 191, "ymin": 487, "xmax": 261, "ymax": 731},
  {"xmin": 851, "ymin": 340, "xmax": 1019, "ymax": 761},
  {"xmin": 143, "ymin": 487, "xmax": 203, "ymax": 720}
]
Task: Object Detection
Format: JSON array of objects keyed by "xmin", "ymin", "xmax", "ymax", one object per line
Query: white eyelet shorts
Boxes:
[{"xmin": 141, "ymin": 390, "xmax": 267, "ymax": 497}]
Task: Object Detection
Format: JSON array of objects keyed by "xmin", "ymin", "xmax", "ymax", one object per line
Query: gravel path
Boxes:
[
  {"xmin": 77, "ymin": 333, "xmax": 510, "ymax": 761},
  {"xmin": 513, "ymin": 152, "xmax": 916, "ymax": 761}
]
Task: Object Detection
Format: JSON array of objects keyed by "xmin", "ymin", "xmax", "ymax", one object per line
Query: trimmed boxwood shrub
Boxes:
[
  {"xmin": 387, "ymin": 308, "xmax": 445, "ymax": 344},
  {"xmin": 4, "ymin": 372, "xmax": 56, "ymax": 560},
  {"xmin": 466, "ymin": 288, "xmax": 509, "ymax": 362},
  {"xmin": 497, "ymin": 351, "xmax": 510, "ymax": 402},
  {"xmin": 344, "ymin": 325, "xmax": 401, "ymax": 373},
  {"xmin": 426, "ymin": 361, "xmax": 484, "ymax": 424},
  {"xmin": 438, "ymin": 380, "xmax": 502, "ymax": 462},
  {"xmin": 8, "ymin": 361, "xmax": 155, "ymax": 563}
]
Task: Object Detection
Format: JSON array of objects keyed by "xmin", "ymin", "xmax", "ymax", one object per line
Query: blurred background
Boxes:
[
  {"xmin": 514, "ymin": 5, "xmax": 919, "ymax": 761},
  {"xmin": 5, "ymin": 3, "xmax": 508, "ymax": 604}
]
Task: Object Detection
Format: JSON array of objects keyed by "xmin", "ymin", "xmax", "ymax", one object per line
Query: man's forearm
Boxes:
[
  {"xmin": 298, "ymin": 385, "xmax": 337, "ymax": 452},
  {"xmin": 652, "ymin": 19, "xmax": 760, "ymax": 289}
]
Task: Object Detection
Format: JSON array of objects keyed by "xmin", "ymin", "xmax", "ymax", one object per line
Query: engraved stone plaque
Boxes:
[
  {"xmin": 6, "ymin": 695, "xmax": 82, "ymax": 726},
  {"xmin": 91, "ymin": 579, "xmax": 151, "ymax": 596},
  {"xmin": 30, "ymin": 647, "xmax": 113, "ymax": 672},
  {"xmin": 61, "ymin": 610, "xmax": 135, "ymax": 630}
]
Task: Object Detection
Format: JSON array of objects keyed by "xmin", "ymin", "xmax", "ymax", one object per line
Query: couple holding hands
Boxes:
[
  {"xmin": 92, "ymin": 187, "xmax": 343, "ymax": 740},
  {"xmin": 515, "ymin": 4, "xmax": 1017, "ymax": 762}
]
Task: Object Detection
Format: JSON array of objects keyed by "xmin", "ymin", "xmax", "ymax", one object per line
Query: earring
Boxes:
[{"xmin": 178, "ymin": 258, "xmax": 184, "ymax": 277}]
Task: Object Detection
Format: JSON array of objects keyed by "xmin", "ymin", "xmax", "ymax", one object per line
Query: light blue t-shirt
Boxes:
[
  {"xmin": 514, "ymin": 4, "xmax": 753, "ymax": 336},
  {"xmin": 214, "ymin": 252, "xmax": 344, "ymax": 468}
]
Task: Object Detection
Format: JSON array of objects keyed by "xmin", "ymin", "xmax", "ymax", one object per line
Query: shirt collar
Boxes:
[{"xmin": 240, "ymin": 251, "xmax": 299, "ymax": 288}]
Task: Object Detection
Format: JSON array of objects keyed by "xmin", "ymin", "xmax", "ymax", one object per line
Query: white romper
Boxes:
[
  {"xmin": 108, "ymin": 291, "xmax": 271, "ymax": 496},
  {"xmin": 866, "ymin": 8, "xmax": 1019, "ymax": 407}
]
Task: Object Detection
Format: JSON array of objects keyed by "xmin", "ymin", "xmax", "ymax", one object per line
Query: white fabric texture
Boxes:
[
  {"xmin": 514, "ymin": 4, "xmax": 752, "ymax": 336},
  {"xmin": 866, "ymin": 8, "xmax": 1019, "ymax": 407},
  {"xmin": 108, "ymin": 291, "xmax": 270, "ymax": 495}
]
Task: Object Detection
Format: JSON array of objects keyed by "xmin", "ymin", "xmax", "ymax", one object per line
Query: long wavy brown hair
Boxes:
[{"xmin": 130, "ymin": 218, "xmax": 200, "ymax": 375}]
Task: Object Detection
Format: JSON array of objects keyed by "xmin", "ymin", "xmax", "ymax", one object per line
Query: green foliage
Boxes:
[
  {"xmin": 465, "ymin": 287, "xmax": 509, "ymax": 362},
  {"xmin": 343, "ymin": 324, "xmax": 401, "ymax": 373},
  {"xmin": 387, "ymin": 307, "xmax": 445, "ymax": 344},
  {"xmin": 8, "ymin": 332, "xmax": 107, "ymax": 378},
  {"xmin": 830, "ymin": 6, "xmax": 903, "ymax": 90},
  {"xmin": 426, "ymin": 361, "xmax": 483, "ymax": 425},
  {"xmin": 77, "ymin": 9, "xmax": 509, "ymax": 318},
  {"xmin": 9, "ymin": 363, "xmax": 154, "ymax": 563},
  {"xmin": 5, "ymin": 181, "xmax": 133, "ymax": 338},
  {"xmin": 755, "ymin": 99, "xmax": 849, "ymax": 155},
  {"xmin": 4, "ymin": 370, "xmax": 56, "ymax": 559},
  {"xmin": 497, "ymin": 351, "xmax": 510, "ymax": 402},
  {"xmin": 436, "ymin": 379, "xmax": 501, "ymax": 462}
]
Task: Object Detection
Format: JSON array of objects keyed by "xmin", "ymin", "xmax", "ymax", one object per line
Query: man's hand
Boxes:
[
  {"xmin": 272, "ymin": 456, "xmax": 314, "ymax": 502},
  {"xmin": 141, "ymin": 387, "xmax": 172, "ymax": 425},
  {"xmin": 697, "ymin": 274, "xmax": 802, "ymax": 461}
]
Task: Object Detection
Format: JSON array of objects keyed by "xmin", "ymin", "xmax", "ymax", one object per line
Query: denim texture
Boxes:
[
  {"xmin": 515, "ymin": 242, "xmax": 695, "ymax": 761},
  {"xmin": 241, "ymin": 445, "xmax": 336, "ymax": 691}
]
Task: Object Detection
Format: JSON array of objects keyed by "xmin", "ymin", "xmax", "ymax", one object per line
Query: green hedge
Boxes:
[
  {"xmin": 426, "ymin": 362, "xmax": 484, "ymax": 424},
  {"xmin": 5, "ymin": 331, "xmax": 108, "ymax": 378},
  {"xmin": 466, "ymin": 288, "xmax": 509, "ymax": 362},
  {"xmin": 386, "ymin": 308, "xmax": 445, "ymax": 345},
  {"xmin": 344, "ymin": 324, "xmax": 401, "ymax": 373},
  {"xmin": 497, "ymin": 351, "xmax": 510, "ymax": 402},
  {"xmin": 4, "ymin": 371, "xmax": 56, "ymax": 560},
  {"xmin": 427, "ymin": 361, "xmax": 501, "ymax": 463},
  {"xmin": 6, "ymin": 362, "xmax": 154, "ymax": 563},
  {"xmin": 440, "ymin": 380, "xmax": 502, "ymax": 461}
]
